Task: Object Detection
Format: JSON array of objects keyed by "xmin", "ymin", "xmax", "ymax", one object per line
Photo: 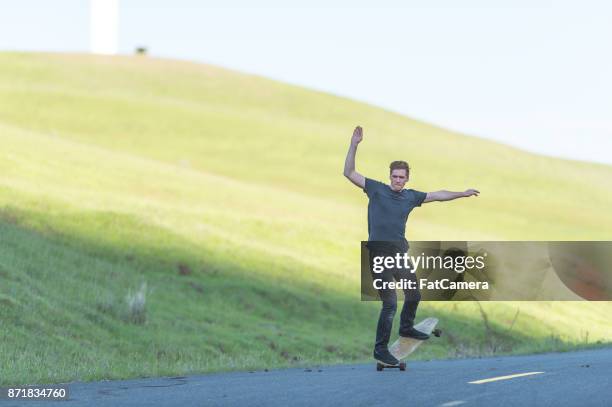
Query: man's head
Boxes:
[{"xmin": 389, "ymin": 161, "xmax": 410, "ymax": 191}]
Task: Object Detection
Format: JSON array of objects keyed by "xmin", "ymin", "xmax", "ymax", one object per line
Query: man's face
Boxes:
[{"xmin": 389, "ymin": 169, "xmax": 408, "ymax": 191}]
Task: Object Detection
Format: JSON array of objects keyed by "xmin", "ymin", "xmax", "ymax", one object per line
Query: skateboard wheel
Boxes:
[
  {"xmin": 376, "ymin": 363, "xmax": 383, "ymax": 371},
  {"xmin": 399, "ymin": 362, "xmax": 406, "ymax": 371},
  {"xmin": 433, "ymin": 329, "xmax": 442, "ymax": 337}
]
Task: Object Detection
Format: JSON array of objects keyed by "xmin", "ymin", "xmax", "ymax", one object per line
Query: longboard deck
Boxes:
[{"xmin": 377, "ymin": 317, "xmax": 441, "ymax": 371}]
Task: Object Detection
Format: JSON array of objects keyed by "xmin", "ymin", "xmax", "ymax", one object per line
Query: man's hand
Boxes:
[
  {"xmin": 463, "ymin": 189, "xmax": 480, "ymax": 197},
  {"xmin": 343, "ymin": 126, "xmax": 366, "ymax": 189},
  {"xmin": 351, "ymin": 126, "xmax": 363, "ymax": 146},
  {"xmin": 424, "ymin": 189, "xmax": 480, "ymax": 203}
]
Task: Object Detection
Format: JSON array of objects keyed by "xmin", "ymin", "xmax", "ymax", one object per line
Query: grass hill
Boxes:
[{"xmin": 0, "ymin": 52, "xmax": 611, "ymax": 385}]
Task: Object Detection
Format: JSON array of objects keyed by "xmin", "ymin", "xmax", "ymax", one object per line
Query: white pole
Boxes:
[{"xmin": 90, "ymin": 0, "xmax": 119, "ymax": 55}]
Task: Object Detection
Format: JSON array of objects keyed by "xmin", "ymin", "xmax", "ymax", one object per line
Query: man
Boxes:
[{"xmin": 343, "ymin": 125, "xmax": 479, "ymax": 366}]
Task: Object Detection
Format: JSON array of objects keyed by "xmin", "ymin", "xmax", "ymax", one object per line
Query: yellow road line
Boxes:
[{"xmin": 469, "ymin": 371, "xmax": 544, "ymax": 384}]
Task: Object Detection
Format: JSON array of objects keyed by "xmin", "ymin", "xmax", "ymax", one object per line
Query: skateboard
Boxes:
[{"xmin": 376, "ymin": 317, "xmax": 442, "ymax": 371}]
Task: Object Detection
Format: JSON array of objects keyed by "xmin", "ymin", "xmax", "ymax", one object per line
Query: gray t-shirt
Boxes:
[{"xmin": 363, "ymin": 178, "xmax": 427, "ymax": 252}]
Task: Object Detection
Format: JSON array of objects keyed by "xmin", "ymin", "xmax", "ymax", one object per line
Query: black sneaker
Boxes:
[
  {"xmin": 373, "ymin": 348, "xmax": 399, "ymax": 365},
  {"xmin": 399, "ymin": 327, "xmax": 430, "ymax": 340}
]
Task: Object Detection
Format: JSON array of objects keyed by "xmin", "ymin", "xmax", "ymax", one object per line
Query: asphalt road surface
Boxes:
[{"xmin": 4, "ymin": 348, "xmax": 610, "ymax": 407}]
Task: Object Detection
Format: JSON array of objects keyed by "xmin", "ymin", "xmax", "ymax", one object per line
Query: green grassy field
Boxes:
[{"xmin": 0, "ymin": 52, "xmax": 611, "ymax": 386}]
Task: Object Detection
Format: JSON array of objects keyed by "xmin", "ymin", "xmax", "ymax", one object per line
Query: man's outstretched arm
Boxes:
[
  {"xmin": 424, "ymin": 189, "xmax": 480, "ymax": 203},
  {"xmin": 343, "ymin": 126, "xmax": 366, "ymax": 189}
]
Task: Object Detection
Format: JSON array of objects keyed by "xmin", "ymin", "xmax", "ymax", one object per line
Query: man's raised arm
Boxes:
[
  {"xmin": 343, "ymin": 126, "xmax": 366, "ymax": 189},
  {"xmin": 423, "ymin": 189, "xmax": 480, "ymax": 203}
]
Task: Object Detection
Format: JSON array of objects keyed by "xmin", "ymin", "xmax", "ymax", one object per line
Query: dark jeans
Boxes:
[{"xmin": 368, "ymin": 247, "xmax": 421, "ymax": 352}]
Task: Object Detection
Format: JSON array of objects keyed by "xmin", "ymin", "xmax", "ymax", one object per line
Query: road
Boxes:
[{"xmin": 3, "ymin": 348, "xmax": 610, "ymax": 406}]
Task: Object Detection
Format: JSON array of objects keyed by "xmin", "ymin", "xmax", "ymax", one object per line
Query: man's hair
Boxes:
[{"xmin": 389, "ymin": 160, "xmax": 410, "ymax": 176}]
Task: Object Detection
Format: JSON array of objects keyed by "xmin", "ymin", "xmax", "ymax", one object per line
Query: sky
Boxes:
[{"xmin": 1, "ymin": 0, "xmax": 611, "ymax": 165}]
